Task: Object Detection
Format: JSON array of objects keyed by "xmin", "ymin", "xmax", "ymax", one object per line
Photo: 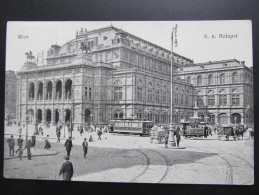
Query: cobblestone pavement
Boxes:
[{"xmin": 3, "ymin": 125, "xmax": 254, "ymax": 184}]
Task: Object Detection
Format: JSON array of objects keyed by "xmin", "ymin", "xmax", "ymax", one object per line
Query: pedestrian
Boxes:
[
  {"xmin": 82, "ymin": 138, "xmax": 88, "ymax": 158},
  {"xmin": 15, "ymin": 135, "xmax": 23, "ymax": 153},
  {"xmin": 175, "ymin": 129, "xmax": 181, "ymax": 147},
  {"xmin": 39, "ymin": 125, "xmax": 43, "ymax": 136},
  {"xmin": 23, "ymin": 139, "xmax": 32, "ymax": 160},
  {"xmin": 56, "ymin": 130, "xmax": 61, "ymax": 143},
  {"xmin": 64, "ymin": 136, "xmax": 73, "ymax": 156},
  {"xmin": 7, "ymin": 135, "xmax": 15, "ymax": 156},
  {"xmin": 44, "ymin": 135, "xmax": 51, "ymax": 150},
  {"xmin": 17, "ymin": 125, "xmax": 22, "ymax": 135},
  {"xmin": 80, "ymin": 125, "xmax": 84, "ymax": 136},
  {"xmin": 17, "ymin": 146, "xmax": 23, "ymax": 160},
  {"xmin": 59, "ymin": 155, "xmax": 74, "ymax": 181},
  {"xmin": 31, "ymin": 134, "xmax": 36, "ymax": 148},
  {"xmin": 164, "ymin": 133, "xmax": 169, "ymax": 148},
  {"xmin": 97, "ymin": 129, "xmax": 102, "ymax": 140},
  {"xmin": 89, "ymin": 135, "xmax": 93, "ymax": 142}
]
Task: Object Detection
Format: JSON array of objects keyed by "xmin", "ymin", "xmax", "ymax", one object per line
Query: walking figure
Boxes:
[
  {"xmin": 17, "ymin": 146, "xmax": 23, "ymax": 160},
  {"xmin": 17, "ymin": 125, "xmax": 22, "ymax": 135},
  {"xmin": 39, "ymin": 125, "xmax": 43, "ymax": 136},
  {"xmin": 82, "ymin": 138, "xmax": 88, "ymax": 158},
  {"xmin": 175, "ymin": 129, "xmax": 181, "ymax": 147},
  {"xmin": 164, "ymin": 133, "xmax": 169, "ymax": 148},
  {"xmin": 97, "ymin": 129, "xmax": 102, "ymax": 140},
  {"xmin": 15, "ymin": 135, "xmax": 23, "ymax": 153},
  {"xmin": 89, "ymin": 135, "xmax": 93, "ymax": 142},
  {"xmin": 80, "ymin": 125, "xmax": 84, "ymax": 136},
  {"xmin": 59, "ymin": 155, "xmax": 74, "ymax": 181},
  {"xmin": 44, "ymin": 135, "xmax": 51, "ymax": 150},
  {"xmin": 24, "ymin": 139, "xmax": 32, "ymax": 160},
  {"xmin": 31, "ymin": 134, "xmax": 36, "ymax": 148},
  {"xmin": 7, "ymin": 135, "xmax": 15, "ymax": 156},
  {"xmin": 56, "ymin": 130, "xmax": 61, "ymax": 143},
  {"xmin": 64, "ymin": 136, "xmax": 73, "ymax": 156}
]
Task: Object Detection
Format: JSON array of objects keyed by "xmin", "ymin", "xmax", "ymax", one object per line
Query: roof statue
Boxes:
[{"xmin": 25, "ymin": 51, "xmax": 35, "ymax": 61}]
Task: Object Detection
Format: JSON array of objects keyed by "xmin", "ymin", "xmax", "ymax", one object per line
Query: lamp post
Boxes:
[
  {"xmin": 25, "ymin": 111, "xmax": 30, "ymax": 142},
  {"xmin": 168, "ymin": 27, "xmax": 176, "ymax": 147}
]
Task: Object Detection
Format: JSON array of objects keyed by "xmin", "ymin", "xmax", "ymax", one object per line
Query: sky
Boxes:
[{"xmin": 6, "ymin": 20, "xmax": 253, "ymax": 72}]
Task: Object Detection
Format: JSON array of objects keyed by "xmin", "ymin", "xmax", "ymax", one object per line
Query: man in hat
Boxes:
[
  {"xmin": 23, "ymin": 139, "xmax": 32, "ymax": 160},
  {"xmin": 7, "ymin": 135, "xmax": 15, "ymax": 156},
  {"xmin": 16, "ymin": 135, "xmax": 23, "ymax": 153},
  {"xmin": 82, "ymin": 138, "xmax": 88, "ymax": 158},
  {"xmin": 64, "ymin": 136, "xmax": 73, "ymax": 156},
  {"xmin": 59, "ymin": 155, "xmax": 74, "ymax": 181}
]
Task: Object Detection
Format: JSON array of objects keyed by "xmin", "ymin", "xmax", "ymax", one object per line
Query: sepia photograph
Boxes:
[{"xmin": 4, "ymin": 21, "xmax": 254, "ymax": 185}]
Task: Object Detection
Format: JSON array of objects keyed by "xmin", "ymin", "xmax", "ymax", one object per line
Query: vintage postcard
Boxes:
[{"xmin": 4, "ymin": 21, "xmax": 253, "ymax": 184}]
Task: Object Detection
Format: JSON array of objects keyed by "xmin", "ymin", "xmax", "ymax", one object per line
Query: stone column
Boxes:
[{"xmin": 51, "ymin": 109, "xmax": 55, "ymax": 125}]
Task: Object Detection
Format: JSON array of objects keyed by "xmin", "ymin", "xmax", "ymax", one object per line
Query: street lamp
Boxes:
[
  {"xmin": 25, "ymin": 111, "xmax": 30, "ymax": 142},
  {"xmin": 168, "ymin": 27, "xmax": 176, "ymax": 147}
]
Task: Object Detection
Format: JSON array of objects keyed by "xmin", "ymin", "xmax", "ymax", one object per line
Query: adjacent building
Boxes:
[
  {"xmin": 175, "ymin": 59, "xmax": 254, "ymax": 125},
  {"xmin": 5, "ymin": 70, "xmax": 17, "ymax": 121}
]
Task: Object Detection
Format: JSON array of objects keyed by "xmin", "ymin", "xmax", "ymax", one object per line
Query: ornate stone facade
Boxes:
[
  {"xmin": 175, "ymin": 59, "xmax": 254, "ymax": 125},
  {"xmin": 16, "ymin": 26, "xmax": 194, "ymax": 127},
  {"xmin": 16, "ymin": 26, "xmax": 253, "ymax": 127}
]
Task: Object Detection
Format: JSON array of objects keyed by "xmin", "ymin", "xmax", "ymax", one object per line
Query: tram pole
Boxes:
[{"xmin": 168, "ymin": 26, "xmax": 176, "ymax": 147}]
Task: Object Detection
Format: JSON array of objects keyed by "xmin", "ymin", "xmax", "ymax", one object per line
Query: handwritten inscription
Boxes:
[
  {"xmin": 204, "ymin": 34, "xmax": 238, "ymax": 39},
  {"xmin": 18, "ymin": 34, "xmax": 29, "ymax": 39}
]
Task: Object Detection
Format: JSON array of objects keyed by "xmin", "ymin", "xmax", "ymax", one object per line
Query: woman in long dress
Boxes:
[{"xmin": 44, "ymin": 135, "xmax": 51, "ymax": 150}]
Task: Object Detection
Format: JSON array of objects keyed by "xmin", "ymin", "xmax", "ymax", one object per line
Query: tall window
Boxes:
[
  {"xmin": 197, "ymin": 75, "xmax": 202, "ymax": 86},
  {"xmin": 155, "ymin": 91, "xmax": 160, "ymax": 102},
  {"xmin": 219, "ymin": 95, "xmax": 227, "ymax": 105},
  {"xmin": 137, "ymin": 87, "xmax": 142, "ymax": 101},
  {"xmin": 208, "ymin": 95, "xmax": 215, "ymax": 105},
  {"xmin": 162, "ymin": 92, "xmax": 166, "ymax": 102},
  {"xmin": 148, "ymin": 89, "xmax": 153, "ymax": 102},
  {"xmin": 114, "ymin": 87, "xmax": 122, "ymax": 100},
  {"xmin": 232, "ymin": 94, "xmax": 240, "ymax": 105},
  {"xmin": 186, "ymin": 95, "xmax": 188, "ymax": 105},
  {"xmin": 180, "ymin": 95, "xmax": 184, "ymax": 105},
  {"xmin": 89, "ymin": 87, "xmax": 92, "ymax": 100},
  {"xmin": 186, "ymin": 76, "xmax": 191, "ymax": 84},
  {"xmin": 84, "ymin": 87, "xmax": 88, "ymax": 99},
  {"xmin": 232, "ymin": 72, "xmax": 238, "ymax": 83},
  {"xmin": 219, "ymin": 74, "xmax": 225, "ymax": 85},
  {"xmin": 208, "ymin": 74, "xmax": 213, "ymax": 85},
  {"xmin": 175, "ymin": 94, "xmax": 178, "ymax": 105}
]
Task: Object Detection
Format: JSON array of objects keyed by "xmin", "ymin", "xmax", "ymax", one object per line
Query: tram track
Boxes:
[
  {"xmin": 130, "ymin": 149, "xmax": 172, "ymax": 183},
  {"xmin": 190, "ymin": 147, "xmax": 233, "ymax": 184},
  {"xmin": 129, "ymin": 149, "xmax": 150, "ymax": 183}
]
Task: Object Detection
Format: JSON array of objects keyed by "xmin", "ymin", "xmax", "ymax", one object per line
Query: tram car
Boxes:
[
  {"xmin": 181, "ymin": 121, "xmax": 210, "ymax": 139},
  {"xmin": 110, "ymin": 119, "xmax": 153, "ymax": 136}
]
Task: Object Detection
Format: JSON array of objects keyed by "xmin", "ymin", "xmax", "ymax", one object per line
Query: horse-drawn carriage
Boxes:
[
  {"xmin": 150, "ymin": 125, "xmax": 169, "ymax": 143},
  {"xmin": 217, "ymin": 124, "xmax": 245, "ymax": 141}
]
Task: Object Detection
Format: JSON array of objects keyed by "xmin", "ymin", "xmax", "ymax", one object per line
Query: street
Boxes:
[{"xmin": 3, "ymin": 126, "xmax": 254, "ymax": 184}]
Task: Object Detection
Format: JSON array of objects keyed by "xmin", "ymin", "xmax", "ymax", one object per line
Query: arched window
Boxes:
[
  {"xmin": 186, "ymin": 76, "xmax": 191, "ymax": 84},
  {"xmin": 197, "ymin": 75, "xmax": 202, "ymax": 86},
  {"xmin": 232, "ymin": 72, "xmax": 238, "ymax": 83},
  {"xmin": 219, "ymin": 73, "xmax": 225, "ymax": 84},
  {"xmin": 208, "ymin": 74, "xmax": 213, "ymax": 85}
]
